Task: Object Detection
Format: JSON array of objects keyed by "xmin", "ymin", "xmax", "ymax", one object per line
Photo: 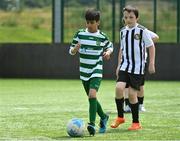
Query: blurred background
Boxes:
[
  {"xmin": 0, "ymin": 0, "xmax": 179, "ymax": 80},
  {"xmin": 0, "ymin": 0, "xmax": 179, "ymax": 43}
]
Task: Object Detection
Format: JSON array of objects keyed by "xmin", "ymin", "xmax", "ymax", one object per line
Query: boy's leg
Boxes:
[
  {"xmin": 96, "ymin": 101, "xmax": 106, "ymax": 119},
  {"xmin": 88, "ymin": 78, "xmax": 102, "ymax": 125},
  {"xmin": 89, "ymin": 77, "xmax": 109, "ymax": 133},
  {"xmin": 88, "ymin": 88, "xmax": 97, "ymax": 135},
  {"xmin": 82, "ymin": 80, "xmax": 96, "ymax": 135},
  {"xmin": 137, "ymin": 86, "xmax": 144, "ymax": 103},
  {"xmin": 96, "ymin": 100, "xmax": 109, "ymax": 133},
  {"xmin": 137, "ymin": 64, "xmax": 147, "ymax": 112},
  {"xmin": 82, "ymin": 79, "xmax": 100, "ymax": 125},
  {"xmin": 82, "ymin": 80, "xmax": 89, "ymax": 96},
  {"xmin": 128, "ymin": 74, "xmax": 142, "ymax": 130},
  {"xmin": 124, "ymin": 88, "xmax": 131, "ymax": 113},
  {"xmin": 111, "ymin": 81, "xmax": 126, "ymax": 128},
  {"xmin": 90, "ymin": 78, "xmax": 106, "ymax": 119},
  {"xmin": 124, "ymin": 88, "xmax": 129, "ymax": 105},
  {"xmin": 111, "ymin": 71, "xmax": 129, "ymax": 128},
  {"xmin": 128, "ymin": 87, "xmax": 139, "ymax": 122},
  {"xmin": 88, "ymin": 89, "xmax": 97, "ymax": 125},
  {"xmin": 128, "ymin": 87, "xmax": 142, "ymax": 130},
  {"xmin": 115, "ymin": 82, "xmax": 126, "ymax": 117},
  {"xmin": 138, "ymin": 86, "xmax": 146, "ymax": 112}
]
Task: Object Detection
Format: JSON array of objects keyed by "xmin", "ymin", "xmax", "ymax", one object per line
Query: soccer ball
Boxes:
[{"xmin": 66, "ymin": 118, "xmax": 85, "ymax": 137}]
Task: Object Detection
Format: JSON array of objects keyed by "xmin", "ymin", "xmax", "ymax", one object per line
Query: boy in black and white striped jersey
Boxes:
[
  {"xmin": 124, "ymin": 30, "xmax": 159, "ymax": 113},
  {"xmin": 111, "ymin": 5, "xmax": 155, "ymax": 130}
]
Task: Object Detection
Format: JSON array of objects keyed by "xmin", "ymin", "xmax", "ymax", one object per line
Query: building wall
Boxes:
[{"xmin": 0, "ymin": 43, "xmax": 179, "ymax": 80}]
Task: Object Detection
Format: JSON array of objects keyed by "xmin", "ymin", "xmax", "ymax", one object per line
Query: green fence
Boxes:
[
  {"xmin": 62, "ymin": 0, "xmax": 179, "ymax": 43},
  {"xmin": 0, "ymin": 0, "xmax": 179, "ymax": 43}
]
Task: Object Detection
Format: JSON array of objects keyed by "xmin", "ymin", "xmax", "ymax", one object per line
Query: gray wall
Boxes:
[{"xmin": 0, "ymin": 43, "xmax": 179, "ymax": 80}]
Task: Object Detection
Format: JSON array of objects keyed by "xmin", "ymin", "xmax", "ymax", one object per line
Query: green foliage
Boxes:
[
  {"xmin": 64, "ymin": 0, "xmax": 177, "ymax": 43},
  {"xmin": 0, "ymin": 79, "xmax": 180, "ymax": 140},
  {"xmin": 0, "ymin": 0, "xmax": 9, "ymax": 10},
  {"xmin": 31, "ymin": 17, "xmax": 45, "ymax": 29},
  {"xmin": 0, "ymin": 26, "xmax": 51, "ymax": 43},
  {"xmin": 0, "ymin": 1, "xmax": 178, "ymax": 43},
  {"xmin": 1, "ymin": 16, "xmax": 18, "ymax": 27},
  {"xmin": 0, "ymin": 8, "xmax": 51, "ymax": 43},
  {"xmin": 24, "ymin": 0, "xmax": 51, "ymax": 8},
  {"xmin": 64, "ymin": 0, "xmax": 96, "ymax": 6},
  {"xmin": 0, "ymin": 0, "xmax": 52, "ymax": 10}
]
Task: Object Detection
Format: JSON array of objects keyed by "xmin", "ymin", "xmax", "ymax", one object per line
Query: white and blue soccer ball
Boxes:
[{"xmin": 66, "ymin": 118, "xmax": 85, "ymax": 137}]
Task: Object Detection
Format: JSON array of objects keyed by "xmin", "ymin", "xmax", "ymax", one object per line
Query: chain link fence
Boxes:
[
  {"xmin": 64, "ymin": 0, "xmax": 178, "ymax": 43},
  {"xmin": 0, "ymin": 0, "xmax": 179, "ymax": 43}
]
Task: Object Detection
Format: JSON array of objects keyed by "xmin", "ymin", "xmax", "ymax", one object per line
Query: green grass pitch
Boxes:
[{"xmin": 0, "ymin": 79, "xmax": 180, "ymax": 140}]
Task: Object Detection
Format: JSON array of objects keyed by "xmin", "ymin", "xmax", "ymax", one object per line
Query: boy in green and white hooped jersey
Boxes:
[{"xmin": 69, "ymin": 9, "xmax": 113, "ymax": 136}]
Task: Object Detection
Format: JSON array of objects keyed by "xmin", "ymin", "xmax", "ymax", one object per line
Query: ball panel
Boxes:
[{"xmin": 66, "ymin": 118, "xmax": 85, "ymax": 137}]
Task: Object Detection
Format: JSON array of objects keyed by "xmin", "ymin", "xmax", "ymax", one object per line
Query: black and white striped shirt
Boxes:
[{"xmin": 119, "ymin": 24, "xmax": 153, "ymax": 75}]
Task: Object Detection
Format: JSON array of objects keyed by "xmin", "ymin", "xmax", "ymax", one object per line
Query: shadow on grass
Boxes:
[
  {"xmin": 46, "ymin": 134, "xmax": 96, "ymax": 140},
  {"xmin": 48, "ymin": 129, "xmax": 131, "ymax": 140}
]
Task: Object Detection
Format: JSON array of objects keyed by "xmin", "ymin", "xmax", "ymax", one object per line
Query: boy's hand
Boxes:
[
  {"xmin": 71, "ymin": 43, "xmax": 81, "ymax": 55},
  {"xmin": 74, "ymin": 43, "xmax": 81, "ymax": 52},
  {"xmin": 148, "ymin": 63, "xmax": 155, "ymax": 74},
  {"xmin": 103, "ymin": 50, "xmax": 111, "ymax": 60}
]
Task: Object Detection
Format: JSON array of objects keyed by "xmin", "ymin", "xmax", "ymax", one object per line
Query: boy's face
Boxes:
[
  {"xmin": 86, "ymin": 20, "xmax": 99, "ymax": 33},
  {"xmin": 123, "ymin": 11, "xmax": 138, "ymax": 28}
]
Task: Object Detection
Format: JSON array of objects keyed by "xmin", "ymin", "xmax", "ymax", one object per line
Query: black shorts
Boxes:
[{"xmin": 117, "ymin": 71, "xmax": 143, "ymax": 91}]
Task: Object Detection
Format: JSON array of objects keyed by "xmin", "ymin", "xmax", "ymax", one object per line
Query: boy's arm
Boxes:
[
  {"xmin": 148, "ymin": 30, "xmax": 159, "ymax": 43},
  {"xmin": 148, "ymin": 45, "xmax": 155, "ymax": 74},
  {"xmin": 152, "ymin": 35, "xmax": 159, "ymax": 43},
  {"xmin": 103, "ymin": 41, "xmax": 113, "ymax": 60},
  {"xmin": 69, "ymin": 30, "xmax": 81, "ymax": 55},
  {"xmin": 144, "ymin": 29, "xmax": 156, "ymax": 74},
  {"xmin": 103, "ymin": 47, "xmax": 113, "ymax": 60}
]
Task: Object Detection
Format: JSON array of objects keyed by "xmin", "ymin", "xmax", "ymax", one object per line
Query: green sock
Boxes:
[
  {"xmin": 97, "ymin": 100, "xmax": 106, "ymax": 120},
  {"xmin": 89, "ymin": 98, "xmax": 97, "ymax": 126}
]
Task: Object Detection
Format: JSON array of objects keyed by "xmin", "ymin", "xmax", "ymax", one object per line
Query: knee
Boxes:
[
  {"xmin": 115, "ymin": 84, "xmax": 124, "ymax": 98},
  {"xmin": 89, "ymin": 89, "xmax": 97, "ymax": 98},
  {"xmin": 116, "ymin": 84, "xmax": 124, "ymax": 93}
]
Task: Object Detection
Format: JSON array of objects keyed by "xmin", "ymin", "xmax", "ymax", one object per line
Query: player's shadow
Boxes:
[
  {"xmin": 46, "ymin": 129, "xmax": 130, "ymax": 140},
  {"xmin": 47, "ymin": 135, "xmax": 90, "ymax": 140}
]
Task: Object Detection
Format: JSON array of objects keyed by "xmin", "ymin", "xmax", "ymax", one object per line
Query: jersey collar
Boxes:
[{"xmin": 126, "ymin": 23, "xmax": 138, "ymax": 30}]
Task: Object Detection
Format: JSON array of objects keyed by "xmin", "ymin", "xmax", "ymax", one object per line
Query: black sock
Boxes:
[
  {"xmin": 130, "ymin": 103, "xmax": 139, "ymax": 123},
  {"xmin": 138, "ymin": 97, "xmax": 144, "ymax": 104},
  {"xmin": 115, "ymin": 98, "xmax": 124, "ymax": 118},
  {"xmin": 125, "ymin": 98, "xmax": 130, "ymax": 106}
]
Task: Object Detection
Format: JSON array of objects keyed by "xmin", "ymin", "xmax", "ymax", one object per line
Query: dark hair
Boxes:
[
  {"xmin": 85, "ymin": 9, "xmax": 100, "ymax": 21},
  {"xmin": 123, "ymin": 5, "xmax": 139, "ymax": 18}
]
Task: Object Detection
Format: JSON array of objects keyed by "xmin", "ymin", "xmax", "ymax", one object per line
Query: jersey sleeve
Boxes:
[
  {"xmin": 147, "ymin": 29, "xmax": 158, "ymax": 40},
  {"xmin": 70, "ymin": 30, "xmax": 80, "ymax": 48},
  {"xmin": 69, "ymin": 30, "xmax": 80, "ymax": 55},
  {"xmin": 143, "ymin": 29, "xmax": 154, "ymax": 48},
  {"xmin": 103, "ymin": 34, "xmax": 113, "ymax": 52},
  {"xmin": 120, "ymin": 31, "xmax": 123, "ymax": 49}
]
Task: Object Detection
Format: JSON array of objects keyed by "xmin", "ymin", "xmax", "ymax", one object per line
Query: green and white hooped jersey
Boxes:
[{"xmin": 69, "ymin": 28, "xmax": 113, "ymax": 81}]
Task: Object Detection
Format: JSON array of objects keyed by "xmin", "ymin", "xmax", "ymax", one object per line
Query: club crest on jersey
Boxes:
[{"xmin": 134, "ymin": 34, "xmax": 141, "ymax": 40}]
